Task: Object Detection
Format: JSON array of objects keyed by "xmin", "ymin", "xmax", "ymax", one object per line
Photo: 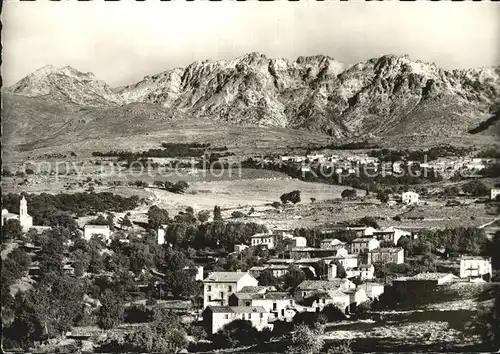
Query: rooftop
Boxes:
[
  {"xmin": 407, "ymin": 272, "xmax": 457, "ymax": 281},
  {"xmin": 251, "ymin": 233, "xmax": 273, "ymax": 238},
  {"xmin": 321, "ymin": 238, "xmax": 344, "ymax": 244},
  {"xmin": 239, "ymin": 286, "xmax": 273, "ymax": 293},
  {"xmin": 352, "ymin": 237, "xmax": 376, "ymax": 243},
  {"xmin": 84, "ymin": 224, "xmax": 110, "ymax": 229},
  {"xmin": 296, "ymin": 279, "xmax": 350, "ymax": 290},
  {"xmin": 207, "ymin": 306, "xmax": 267, "ymax": 314},
  {"xmin": 461, "ymin": 256, "xmax": 491, "ymax": 261},
  {"xmin": 233, "ymin": 292, "xmax": 291, "ymax": 301},
  {"xmin": 294, "ymin": 258, "xmax": 323, "ymax": 264},
  {"xmin": 266, "ymin": 258, "xmax": 295, "ymax": 264},
  {"xmin": 203, "ymin": 271, "xmax": 251, "ymax": 282},
  {"xmin": 368, "ymin": 247, "xmax": 403, "ymax": 253}
]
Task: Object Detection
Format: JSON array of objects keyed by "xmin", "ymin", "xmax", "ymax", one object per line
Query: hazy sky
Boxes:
[{"xmin": 2, "ymin": 1, "xmax": 499, "ymax": 87}]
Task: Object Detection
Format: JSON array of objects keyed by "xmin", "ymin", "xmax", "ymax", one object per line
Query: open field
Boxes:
[{"xmin": 3, "ymin": 163, "xmax": 497, "ymax": 230}]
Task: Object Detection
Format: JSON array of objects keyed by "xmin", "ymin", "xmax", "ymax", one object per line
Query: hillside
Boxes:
[{"xmin": 3, "ymin": 53, "xmax": 500, "ymax": 156}]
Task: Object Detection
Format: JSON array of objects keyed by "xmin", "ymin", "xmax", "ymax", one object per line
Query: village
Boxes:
[{"xmin": 1, "ymin": 180, "xmax": 498, "ymax": 352}]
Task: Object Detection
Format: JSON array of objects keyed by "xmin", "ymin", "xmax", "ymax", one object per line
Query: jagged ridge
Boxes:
[{"xmin": 7, "ymin": 53, "xmax": 500, "ymax": 138}]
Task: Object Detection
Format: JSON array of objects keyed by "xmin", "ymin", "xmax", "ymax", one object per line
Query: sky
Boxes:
[{"xmin": 2, "ymin": 1, "xmax": 499, "ymax": 87}]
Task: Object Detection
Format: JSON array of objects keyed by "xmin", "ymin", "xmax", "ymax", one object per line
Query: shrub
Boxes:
[
  {"xmin": 341, "ymin": 189, "xmax": 357, "ymax": 199},
  {"xmin": 280, "ymin": 190, "xmax": 301, "ymax": 204},
  {"xmin": 231, "ymin": 211, "xmax": 245, "ymax": 218}
]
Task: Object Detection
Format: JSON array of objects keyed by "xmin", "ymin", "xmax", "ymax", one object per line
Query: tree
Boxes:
[
  {"xmin": 461, "ymin": 180, "xmax": 489, "ymax": 196},
  {"xmin": 310, "ymin": 197, "xmax": 316, "ymax": 203},
  {"xmin": 198, "ymin": 211, "xmax": 210, "ymax": 223},
  {"xmin": 358, "ymin": 216, "xmax": 379, "ymax": 229},
  {"xmin": 285, "ymin": 324, "xmax": 324, "ymax": 354},
  {"xmin": 258, "ymin": 269, "xmax": 279, "ymax": 287},
  {"xmin": 1, "ymin": 219, "xmax": 23, "ymax": 240},
  {"xmin": 107, "ymin": 213, "xmax": 115, "ymax": 230},
  {"xmin": 376, "ymin": 191, "xmax": 389, "ymax": 203},
  {"xmin": 173, "ymin": 181, "xmax": 189, "ymax": 194},
  {"xmin": 90, "ymin": 214, "xmax": 108, "ymax": 226},
  {"xmin": 280, "ymin": 190, "xmax": 301, "ymax": 204},
  {"xmin": 231, "ymin": 211, "xmax": 245, "ymax": 218},
  {"xmin": 153, "ymin": 180, "xmax": 164, "ymax": 188},
  {"xmin": 271, "ymin": 201, "xmax": 282, "ymax": 209},
  {"xmin": 147, "ymin": 206, "xmax": 169, "ymax": 230},
  {"xmin": 213, "ymin": 205, "xmax": 223, "ymax": 221},
  {"xmin": 283, "ymin": 266, "xmax": 306, "ymax": 290},
  {"xmin": 98, "ymin": 289, "xmax": 124, "ymax": 330},
  {"xmin": 212, "ymin": 320, "xmax": 259, "ymax": 348},
  {"xmin": 341, "ymin": 189, "xmax": 357, "ymax": 199},
  {"xmin": 120, "ymin": 214, "xmax": 133, "ymax": 229},
  {"xmin": 321, "ymin": 304, "xmax": 347, "ymax": 322}
]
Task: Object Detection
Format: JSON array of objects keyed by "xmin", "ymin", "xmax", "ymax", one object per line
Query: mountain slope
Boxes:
[
  {"xmin": 5, "ymin": 54, "xmax": 500, "ymax": 142},
  {"xmin": 7, "ymin": 65, "xmax": 123, "ymax": 106},
  {"xmin": 115, "ymin": 53, "xmax": 500, "ymax": 137}
]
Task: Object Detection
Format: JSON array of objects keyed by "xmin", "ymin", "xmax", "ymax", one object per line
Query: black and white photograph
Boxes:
[{"xmin": 1, "ymin": 1, "xmax": 499, "ymax": 353}]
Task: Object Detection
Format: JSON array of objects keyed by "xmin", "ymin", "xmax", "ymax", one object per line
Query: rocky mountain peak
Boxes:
[
  {"xmin": 8, "ymin": 65, "xmax": 122, "ymax": 106},
  {"xmin": 8, "ymin": 53, "xmax": 500, "ymax": 138}
]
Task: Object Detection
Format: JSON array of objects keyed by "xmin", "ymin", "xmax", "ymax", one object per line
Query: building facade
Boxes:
[
  {"xmin": 402, "ymin": 191, "xmax": 419, "ymax": 205},
  {"xmin": 83, "ymin": 224, "xmax": 111, "ymax": 242},
  {"xmin": 491, "ymin": 188, "xmax": 500, "ymax": 200},
  {"xmin": 229, "ymin": 292, "xmax": 296, "ymax": 322},
  {"xmin": 250, "ymin": 233, "xmax": 275, "ymax": 249},
  {"xmin": 203, "ymin": 272, "xmax": 258, "ymax": 308},
  {"xmin": 367, "ymin": 248, "xmax": 404, "ymax": 264},
  {"xmin": 350, "ymin": 237, "xmax": 380, "ymax": 253},
  {"xmin": 1, "ymin": 196, "xmax": 33, "ymax": 232},
  {"xmin": 459, "ymin": 256, "xmax": 492, "ymax": 279},
  {"xmin": 202, "ymin": 306, "xmax": 271, "ymax": 334}
]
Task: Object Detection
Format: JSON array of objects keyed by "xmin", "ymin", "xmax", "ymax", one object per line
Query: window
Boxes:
[
  {"xmin": 272, "ymin": 303, "xmax": 277, "ymax": 311},
  {"xmin": 208, "ymin": 296, "xmax": 212, "ymax": 301},
  {"xmin": 224, "ymin": 314, "xmax": 229, "ymax": 319},
  {"xmin": 260, "ymin": 313, "xmax": 264, "ymax": 319},
  {"xmin": 220, "ymin": 292, "xmax": 224, "ymax": 299},
  {"xmin": 207, "ymin": 285, "xmax": 211, "ymax": 292},
  {"xmin": 228, "ymin": 286, "xmax": 232, "ymax": 292}
]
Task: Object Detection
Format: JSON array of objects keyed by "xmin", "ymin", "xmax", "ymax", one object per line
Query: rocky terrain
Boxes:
[
  {"xmin": 8, "ymin": 65, "xmax": 122, "ymax": 107},
  {"xmin": 3, "ymin": 53, "xmax": 500, "ymax": 155},
  {"xmin": 113, "ymin": 53, "xmax": 500, "ymax": 137}
]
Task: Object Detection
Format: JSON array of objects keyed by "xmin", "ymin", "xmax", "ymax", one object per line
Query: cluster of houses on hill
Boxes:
[
  {"xmin": 278, "ymin": 153, "xmax": 498, "ymax": 178},
  {"xmin": 199, "ymin": 224, "xmax": 493, "ymax": 334}
]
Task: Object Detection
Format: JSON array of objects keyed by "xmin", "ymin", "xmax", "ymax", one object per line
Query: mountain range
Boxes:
[{"xmin": 3, "ymin": 53, "xmax": 500, "ymax": 154}]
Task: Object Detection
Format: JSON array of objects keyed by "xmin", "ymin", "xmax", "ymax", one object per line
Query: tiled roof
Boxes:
[
  {"xmin": 251, "ymin": 233, "xmax": 273, "ymax": 238},
  {"xmin": 239, "ymin": 286, "xmax": 271, "ymax": 293},
  {"xmin": 321, "ymin": 238, "xmax": 343, "ymax": 244},
  {"xmin": 267, "ymin": 259, "xmax": 295, "ymax": 264},
  {"xmin": 85, "ymin": 224, "xmax": 110, "ymax": 229},
  {"xmin": 296, "ymin": 279, "xmax": 348, "ymax": 290},
  {"xmin": 368, "ymin": 247, "xmax": 402, "ymax": 253},
  {"xmin": 461, "ymin": 256, "xmax": 490, "ymax": 261},
  {"xmin": 294, "ymin": 258, "xmax": 323, "ymax": 264},
  {"xmin": 203, "ymin": 272, "xmax": 250, "ymax": 282},
  {"xmin": 352, "ymin": 237, "xmax": 375, "ymax": 243},
  {"xmin": 234, "ymin": 292, "xmax": 291, "ymax": 301},
  {"xmin": 249, "ymin": 266, "xmax": 268, "ymax": 271},
  {"xmin": 267, "ymin": 264, "xmax": 289, "ymax": 270},
  {"xmin": 207, "ymin": 306, "xmax": 267, "ymax": 313},
  {"xmin": 404, "ymin": 272, "xmax": 457, "ymax": 281}
]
